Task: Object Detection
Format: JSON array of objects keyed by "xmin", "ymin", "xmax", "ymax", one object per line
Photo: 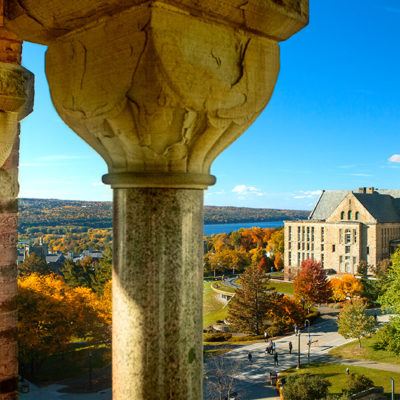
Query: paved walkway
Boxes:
[{"xmin": 204, "ymin": 313, "xmax": 394, "ymax": 400}]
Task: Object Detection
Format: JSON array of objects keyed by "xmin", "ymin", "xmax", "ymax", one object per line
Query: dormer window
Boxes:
[
  {"xmin": 348, "ymin": 210, "xmax": 352, "ymax": 220},
  {"xmin": 341, "ymin": 211, "xmax": 345, "ymax": 220},
  {"xmin": 355, "ymin": 211, "xmax": 359, "ymax": 220}
]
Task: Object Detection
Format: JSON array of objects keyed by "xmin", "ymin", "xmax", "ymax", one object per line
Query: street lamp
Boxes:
[
  {"xmin": 294, "ymin": 324, "xmax": 301, "ymax": 369},
  {"xmin": 305, "ymin": 319, "xmax": 311, "ymax": 364}
]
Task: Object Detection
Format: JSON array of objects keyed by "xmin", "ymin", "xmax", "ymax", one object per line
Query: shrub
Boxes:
[
  {"xmin": 341, "ymin": 373, "xmax": 374, "ymax": 396},
  {"xmin": 229, "ymin": 334, "xmax": 263, "ymax": 342},
  {"xmin": 203, "ymin": 332, "xmax": 232, "ymax": 342},
  {"xmin": 266, "ymin": 325, "xmax": 282, "ymax": 338},
  {"xmin": 283, "ymin": 373, "xmax": 331, "ymax": 400}
]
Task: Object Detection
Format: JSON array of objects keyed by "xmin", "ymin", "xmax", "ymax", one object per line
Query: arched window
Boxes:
[
  {"xmin": 340, "ymin": 211, "xmax": 345, "ymax": 220},
  {"xmin": 348, "ymin": 210, "xmax": 352, "ymax": 220},
  {"xmin": 355, "ymin": 211, "xmax": 359, "ymax": 220}
]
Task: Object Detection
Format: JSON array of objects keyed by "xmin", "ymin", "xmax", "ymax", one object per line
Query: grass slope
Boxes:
[
  {"xmin": 283, "ymin": 362, "xmax": 400, "ymax": 395},
  {"xmin": 203, "ymin": 281, "xmax": 228, "ymax": 328}
]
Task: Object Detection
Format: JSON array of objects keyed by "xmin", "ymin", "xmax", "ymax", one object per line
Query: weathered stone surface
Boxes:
[
  {"xmin": 5, "ymin": 0, "xmax": 308, "ymax": 44},
  {"xmin": 46, "ymin": 4, "xmax": 279, "ymax": 187},
  {"xmin": 113, "ymin": 188, "xmax": 203, "ymax": 399}
]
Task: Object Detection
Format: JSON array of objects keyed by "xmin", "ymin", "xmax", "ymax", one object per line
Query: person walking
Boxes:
[
  {"xmin": 268, "ymin": 340, "xmax": 273, "ymax": 354},
  {"xmin": 288, "ymin": 341, "xmax": 293, "ymax": 354},
  {"xmin": 264, "ymin": 331, "xmax": 268, "ymax": 342},
  {"xmin": 274, "ymin": 351, "xmax": 279, "ymax": 367},
  {"xmin": 248, "ymin": 352, "xmax": 253, "ymax": 363},
  {"xmin": 272, "ymin": 341, "xmax": 276, "ymax": 354}
]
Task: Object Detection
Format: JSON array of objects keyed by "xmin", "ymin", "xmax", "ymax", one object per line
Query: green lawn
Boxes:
[
  {"xmin": 330, "ymin": 335, "xmax": 400, "ymax": 365},
  {"xmin": 267, "ymin": 280, "xmax": 294, "ymax": 295},
  {"xmin": 203, "ymin": 281, "xmax": 228, "ymax": 328},
  {"xmin": 283, "ymin": 362, "xmax": 400, "ymax": 396}
]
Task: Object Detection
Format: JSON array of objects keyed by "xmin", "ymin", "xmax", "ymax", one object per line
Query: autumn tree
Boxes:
[
  {"xmin": 330, "ymin": 274, "xmax": 363, "ymax": 302},
  {"xmin": 18, "ymin": 253, "xmax": 52, "ymax": 276},
  {"xmin": 293, "ymin": 259, "xmax": 332, "ymax": 308},
  {"xmin": 18, "ymin": 273, "xmax": 111, "ymax": 377},
  {"xmin": 267, "ymin": 294, "xmax": 306, "ymax": 334},
  {"xmin": 338, "ymin": 299, "xmax": 375, "ymax": 348},
  {"xmin": 227, "ymin": 264, "xmax": 275, "ymax": 334},
  {"xmin": 266, "ymin": 229, "xmax": 284, "ymax": 255}
]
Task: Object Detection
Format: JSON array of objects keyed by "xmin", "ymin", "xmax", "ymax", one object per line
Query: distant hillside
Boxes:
[{"xmin": 18, "ymin": 198, "xmax": 309, "ymax": 233}]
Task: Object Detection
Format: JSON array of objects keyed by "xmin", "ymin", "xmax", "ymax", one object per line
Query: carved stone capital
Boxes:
[
  {"xmin": 45, "ymin": 3, "xmax": 283, "ymax": 188},
  {"xmin": 0, "ymin": 63, "xmax": 33, "ymax": 167}
]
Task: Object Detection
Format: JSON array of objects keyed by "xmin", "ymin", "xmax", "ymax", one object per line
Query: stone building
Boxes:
[{"xmin": 284, "ymin": 187, "xmax": 400, "ymax": 278}]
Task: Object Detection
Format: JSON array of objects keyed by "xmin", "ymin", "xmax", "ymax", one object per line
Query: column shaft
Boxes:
[
  {"xmin": 0, "ymin": 135, "xmax": 19, "ymax": 400},
  {"xmin": 113, "ymin": 188, "xmax": 204, "ymax": 400}
]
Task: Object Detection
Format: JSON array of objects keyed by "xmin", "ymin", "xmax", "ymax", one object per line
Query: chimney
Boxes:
[
  {"xmin": 358, "ymin": 187, "xmax": 367, "ymax": 193},
  {"xmin": 367, "ymin": 187, "xmax": 375, "ymax": 194}
]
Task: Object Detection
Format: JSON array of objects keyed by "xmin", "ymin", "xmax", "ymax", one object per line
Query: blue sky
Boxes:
[{"xmin": 19, "ymin": 0, "xmax": 400, "ymax": 210}]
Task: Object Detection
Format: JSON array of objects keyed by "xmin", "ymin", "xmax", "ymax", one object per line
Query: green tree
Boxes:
[
  {"xmin": 379, "ymin": 248, "xmax": 400, "ymax": 314},
  {"xmin": 61, "ymin": 258, "xmax": 95, "ymax": 288},
  {"xmin": 375, "ymin": 317, "xmax": 400, "ymax": 356},
  {"xmin": 92, "ymin": 246, "xmax": 112, "ymax": 293},
  {"xmin": 338, "ymin": 299, "xmax": 375, "ymax": 348},
  {"xmin": 227, "ymin": 264, "xmax": 275, "ymax": 334},
  {"xmin": 19, "ymin": 253, "xmax": 52, "ymax": 276},
  {"xmin": 283, "ymin": 374, "xmax": 330, "ymax": 400}
]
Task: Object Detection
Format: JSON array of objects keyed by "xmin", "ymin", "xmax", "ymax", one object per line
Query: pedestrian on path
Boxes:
[
  {"xmin": 248, "ymin": 352, "xmax": 253, "ymax": 363},
  {"xmin": 272, "ymin": 341, "xmax": 276, "ymax": 354},
  {"xmin": 288, "ymin": 341, "xmax": 293, "ymax": 354},
  {"xmin": 274, "ymin": 352, "xmax": 279, "ymax": 367},
  {"xmin": 264, "ymin": 331, "xmax": 268, "ymax": 342}
]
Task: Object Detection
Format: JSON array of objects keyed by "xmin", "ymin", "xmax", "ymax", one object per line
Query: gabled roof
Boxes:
[
  {"xmin": 309, "ymin": 188, "xmax": 400, "ymax": 223},
  {"xmin": 308, "ymin": 191, "xmax": 348, "ymax": 220},
  {"xmin": 353, "ymin": 192, "xmax": 400, "ymax": 223}
]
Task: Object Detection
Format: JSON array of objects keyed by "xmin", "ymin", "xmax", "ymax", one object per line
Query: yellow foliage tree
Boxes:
[
  {"xmin": 330, "ymin": 274, "xmax": 363, "ymax": 302},
  {"xmin": 18, "ymin": 274, "xmax": 111, "ymax": 376}
]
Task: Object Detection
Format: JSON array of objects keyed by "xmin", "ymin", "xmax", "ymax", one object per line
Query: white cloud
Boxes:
[
  {"xmin": 232, "ymin": 185, "xmax": 265, "ymax": 197},
  {"xmin": 389, "ymin": 154, "xmax": 400, "ymax": 163},
  {"xmin": 292, "ymin": 190, "xmax": 322, "ymax": 199}
]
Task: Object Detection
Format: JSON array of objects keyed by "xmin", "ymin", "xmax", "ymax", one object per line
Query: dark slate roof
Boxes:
[
  {"xmin": 308, "ymin": 190, "xmax": 348, "ymax": 220},
  {"xmin": 309, "ymin": 189, "xmax": 400, "ymax": 222},
  {"xmin": 353, "ymin": 192, "xmax": 400, "ymax": 223}
]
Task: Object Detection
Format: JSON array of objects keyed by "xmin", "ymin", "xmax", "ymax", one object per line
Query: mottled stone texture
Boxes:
[
  {"xmin": 113, "ymin": 188, "xmax": 203, "ymax": 400},
  {"xmin": 0, "ymin": 135, "xmax": 18, "ymax": 400}
]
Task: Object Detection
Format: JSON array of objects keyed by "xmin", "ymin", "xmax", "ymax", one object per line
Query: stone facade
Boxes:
[{"xmin": 284, "ymin": 188, "xmax": 400, "ymax": 278}]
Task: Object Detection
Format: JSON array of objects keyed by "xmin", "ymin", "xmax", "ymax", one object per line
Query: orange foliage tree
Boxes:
[
  {"xmin": 330, "ymin": 274, "xmax": 363, "ymax": 302},
  {"xmin": 18, "ymin": 274, "xmax": 111, "ymax": 376},
  {"xmin": 293, "ymin": 259, "xmax": 333, "ymax": 308}
]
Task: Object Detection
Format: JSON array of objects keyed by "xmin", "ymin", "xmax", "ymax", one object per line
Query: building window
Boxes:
[
  {"xmin": 298, "ymin": 242, "xmax": 301, "ymax": 250},
  {"xmin": 341, "ymin": 211, "xmax": 345, "ymax": 220},
  {"xmin": 289, "ymin": 242, "xmax": 292, "ymax": 249},
  {"xmin": 302, "ymin": 242, "xmax": 305, "ymax": 250},
  {"xmin": 345, "ymin": 229, "xmax": 351, "ymax": 244},
  {"xmin": 289, "ymin": 226, "xmax": 292, "ymax": 241},
  {"xmin": 307, "ymin": 227, "xmax": 310, "ymax": 241},
  {"xmin": 297, "ymin": 252, "xmax": 301, "ymax": 265},
  {"xmin": 289, "ymin": 252, "xmax": 292, "ymax": 266},
  {"xmin": 321, "ymin": 227, "xmax": 325, "ymax": 242},
  {"xmin": 367, "ymin": 246, "xmax": 369, "ymax": 255},
  {"xmin": 321, "ymin": 244, "xmax": 324, "ymax": 252},
  {"xmin": 353, "ymin": 256, "xmax": 356, "ymax": 266},
  {"xmin": 302, "ymin": 226, "xmax": 305, "ymax": 241},
  {"xmin": 321, "ymin": 253, "xmax": 324, "ymax": 268},
  {"xmin": 339, "ymin": 229, "xmax": 343, "ymax": 244},
  {"xmin": 332, "ymin": 244, "xmax": 336, "ymax": 252},
  {"xmin": 348, "ymin": 210, "xmax": 352, "ymax": 220},
  {"xmin": 311, "ymin": 227, "xmax": 315, "ymax": 241},
  {"xmin": 307, "ymin": 243, "xmax": 310, "ymax": 251},
  {"xmin": 355, "ymin": 211, "xmax": 359, "ymax": 220},
  {"xmin": 298, "ymin": 226, "xmax": 301, "ymax": 240},
  {"xmin": 339, "ymin": 255, "xmax": 343, "ymax": 263},
  {"xmin": 311, "ymin": 243, "xmax": 314, "ymax": 251},
  {"xmin": 302, "ymin": 253, "xmax": 305, "ymax": 262},
  {"xmin": 353, "ymin": 229, "xmax": 357, "ymax": 244},
  {"xmin": 345, "ymin": 245, "xmax": 350, "ymax": 254}
]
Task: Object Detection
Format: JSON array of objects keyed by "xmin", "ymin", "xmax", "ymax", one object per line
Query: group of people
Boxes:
[{"xmin": 247, "ymin": 339, "xmax": 294, "ymax": 368}]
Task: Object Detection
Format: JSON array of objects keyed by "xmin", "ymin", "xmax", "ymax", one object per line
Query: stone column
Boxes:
[
  {"xmin": 0, "ymin": 5, "xmax": 34, "ymax": 399},
  {"xmin": 4, "ymin": 1, "xmax": 308, "ymax": 398}
]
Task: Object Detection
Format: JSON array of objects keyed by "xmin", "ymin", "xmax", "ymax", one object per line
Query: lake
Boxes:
[{"xmin": 203, "ymin": 220, "xmax": 283, "ymax": 236}]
